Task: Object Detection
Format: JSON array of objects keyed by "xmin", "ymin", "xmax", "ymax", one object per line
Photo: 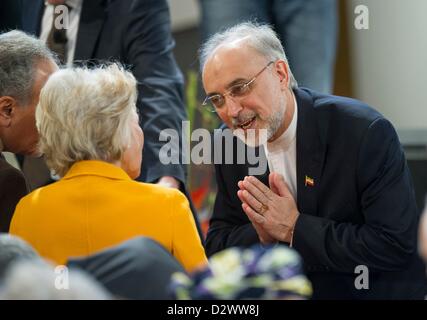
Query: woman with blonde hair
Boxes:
[{"xmin": 10, "ymin": 64, "xmax": 207, "ymax": 272}]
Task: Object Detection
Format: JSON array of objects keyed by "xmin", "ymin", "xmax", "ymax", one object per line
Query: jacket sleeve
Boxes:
[
  {"xmin": 205, "ymin": 160, "xmax": 260, "ymax": 257},
  {"xmin": 171, "ymin": 190, "xmax": 207, "ymax": 272},
  {"xmin": 123, "ymin": 0, "xmax": 187, "ymax": 184},
  {"xmin": 0, "ymin": 163, "xmax": 28, "ymax": 232},
  {"xmin": 293, "ymin": 118, "xmax": 419, "ymax": 273}
]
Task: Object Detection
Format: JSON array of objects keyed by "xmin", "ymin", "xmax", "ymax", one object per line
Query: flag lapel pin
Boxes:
[{"xmin": 305, "ymin": 175, "xmax": 314, "ymax": 187}]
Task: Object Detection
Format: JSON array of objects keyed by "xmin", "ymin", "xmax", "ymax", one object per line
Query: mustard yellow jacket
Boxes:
[{"xmin": 10, "ymin": 160, "xmax": 207, "ymax": 272}]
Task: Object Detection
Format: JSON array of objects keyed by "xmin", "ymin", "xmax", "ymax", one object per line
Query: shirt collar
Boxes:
[
  {"xmin": 63, "ymin": 160, "xmax": 132, "ymax": 181},
  {"xmin": 65, "ymin": 0, "xmax": 82, "ymax": 10},
  {"xmin": 45, "ymin": 0, "xmax": 82, "ymax": 10}
]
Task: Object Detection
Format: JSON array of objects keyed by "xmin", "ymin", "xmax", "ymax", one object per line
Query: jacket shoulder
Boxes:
[
  {"xmin": 297, "ymin": 88, "xmax": 390, "ymax": 141},
  {"xmin": 0, "ymin": 159, "xmax": 27, "ymax": 190},
  {"xmin": 303, "ymin": 88, "xmax": 383, "ymax": 123}
]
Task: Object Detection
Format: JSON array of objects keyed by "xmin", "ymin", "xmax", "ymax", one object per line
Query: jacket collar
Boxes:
[
  {"xmin": 63, "ymin": 160, "xmax": 131, "ymax": 181},
  {"xmin": 294, "ymin": 88, "xmax": 327, "ymax": 216}
]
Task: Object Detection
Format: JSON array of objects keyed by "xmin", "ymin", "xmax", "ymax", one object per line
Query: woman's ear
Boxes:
[{"xmin": 0, "ymin": 96, "xmax": 16, "ymax": 127}]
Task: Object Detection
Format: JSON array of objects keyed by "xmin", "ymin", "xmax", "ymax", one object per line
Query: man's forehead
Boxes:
[
  {"xmin": 35, "ymin": 59, "xmax": 58, "ymax": 77},
  {"xmin": 29, "ymin": 59, "xmax": 58, "ymax": 102},
  {"xmin": 205, "ymin": 40, "xmax": 258, "ymax": 70},
  {"xmin": 31, "ymin": 60, "xmax": 58, "ymax": 93},
  {"xmin": 203, "ymin": 43, "xmax": 265, "ymax": 89}
]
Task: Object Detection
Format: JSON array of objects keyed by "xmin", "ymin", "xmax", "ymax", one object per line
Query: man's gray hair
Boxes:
[
  {"xmin": 199, "ymin": 21, "xmax": 298, "ymax": 89},
  {"xmin": 0, "ymin": 30, "xmax": 55, "ymax": 105}
]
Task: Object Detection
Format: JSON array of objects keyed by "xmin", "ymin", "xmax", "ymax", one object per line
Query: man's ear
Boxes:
[
  {"xmin": 0, "ymin": 96, "xmax": 17, "ymax": 127},
  {"xmin": 275, "ymin": 60, "xmax": 290, "ymax": 90}
]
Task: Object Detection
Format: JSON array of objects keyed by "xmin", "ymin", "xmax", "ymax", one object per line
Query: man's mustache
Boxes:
[{"xmin": 231, "ymin": 112, "xmax": 257, "ymax": 128}]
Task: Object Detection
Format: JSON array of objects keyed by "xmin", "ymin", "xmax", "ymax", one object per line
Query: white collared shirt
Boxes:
[
  {"xmin": 40, "ymin": 0, "xmax": 83, "ymax": 66},
  {"xmin": 263, "ymin": 94, "xmax": 298, "ymax": 200}
]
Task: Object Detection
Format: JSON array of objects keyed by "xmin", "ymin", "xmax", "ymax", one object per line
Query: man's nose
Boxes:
[{"xmin": 225, "ymin": 97, "xmax": 242, "ymax": 118}]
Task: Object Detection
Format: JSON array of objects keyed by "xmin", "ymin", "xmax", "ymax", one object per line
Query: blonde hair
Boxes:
[{"xmin": 36, "ymin": 63, "xmax": 138, "ymax": 177}]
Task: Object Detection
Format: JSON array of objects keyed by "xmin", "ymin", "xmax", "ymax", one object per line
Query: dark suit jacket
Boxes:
[
  {"xmin": 21, "ymin": 0, "xmax": 186, "ymax": 185},
  {"xmin": 67, "ymin": 236, "xmax": 185, "ymax": 299},
  {"xmin": 207, "ymin": 88, "xmax": 427, "ymax": 299},
  {"xmin": 21, "ymin": 0, "xmax": 203, "ymax": 239},
  {"xmin": 0, "ymin": 154, "xmax": 28, "ymax": 232}
]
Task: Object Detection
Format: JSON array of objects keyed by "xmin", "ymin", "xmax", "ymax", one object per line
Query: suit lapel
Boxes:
[
  {"xmin": 21, "ymin": 0, "xmax": 44, "ymax": 36},
  {"xmin": 74, "ymin": 0, "xmax": 107, "ymax": 62},
  {"xmin": 295, "ymin": 88, "xmax": 327, "ymax": 216}
]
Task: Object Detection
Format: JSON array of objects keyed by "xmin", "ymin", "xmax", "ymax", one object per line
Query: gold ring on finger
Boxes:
[{"xmin": 259, "ymin": 203, "xmax": 269, "ymax": 215}]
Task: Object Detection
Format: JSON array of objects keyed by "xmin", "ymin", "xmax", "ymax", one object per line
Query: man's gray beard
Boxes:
[
  {"xmin": 267, "ymin": 114, "xmax": 282, "ymax": 141},
  {"xmin": 267, "ymin": 100, "xmax": 286, "ymax": 142}
]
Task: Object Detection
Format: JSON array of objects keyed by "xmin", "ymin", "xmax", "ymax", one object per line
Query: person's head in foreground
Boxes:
[
  {"xmin": 170, "ymin": 244, "xmax": 312, "ymax": 300},
  {"xmin": 200, "ymin": 22, "xmax": 297, "ymax": 147},
  {"xmin": 67, "ymin": 237, "xmax": 186, "ymax": 300},
  {"xmin": 0, "ymin": 30, "xmax": 57, "ymax": 155},
  {"xmin": 36, "ymin": 63, "xmax": 143, "ymax": 179},
  {"xmin": 0, "ymin": 260, "xmax": 111, "ymax": 300},
  {"xmin": 0, "ymin": 234, "xmax": 40, "ymax": 280},
  {"xmin": 0, "ymin": 234, "xmax": 110, "ymax": 299}
]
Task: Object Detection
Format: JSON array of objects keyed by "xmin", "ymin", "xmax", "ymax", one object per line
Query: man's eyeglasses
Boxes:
[{"xmin": 202, "ymin": 61, "xmax": 274, "ymax": 113}]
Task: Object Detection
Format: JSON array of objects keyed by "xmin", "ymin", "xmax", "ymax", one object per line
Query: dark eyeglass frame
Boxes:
[{"xmin": 202, "ymin": 61, "xmax": 275, "ymax": 113}]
